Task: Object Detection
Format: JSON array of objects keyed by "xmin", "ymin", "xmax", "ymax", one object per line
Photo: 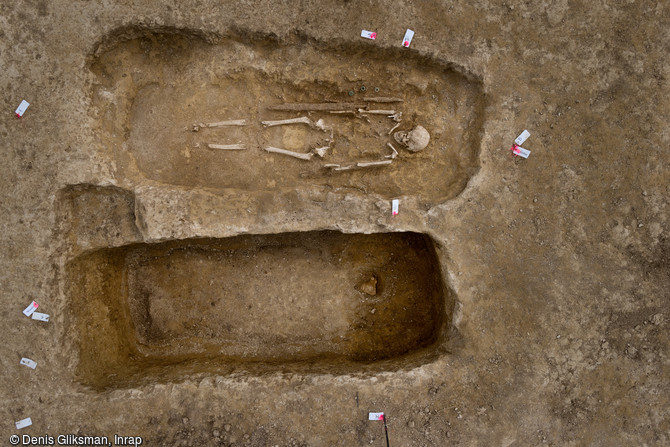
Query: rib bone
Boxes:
[
  {"xmin": 207, "ymin": 143, "xmax": 246, "ymax": 150},
  {"xmin": 264, "ymin": 146, "xmax": 313, "ymax": 160},
  {"xmin": 192, "ymin": 120, "xmax": 247, "ymax": 131}
]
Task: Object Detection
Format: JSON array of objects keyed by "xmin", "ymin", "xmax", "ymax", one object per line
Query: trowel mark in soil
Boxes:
[
  {"xmin": 67, "ymin": 231, "xmax": 451, "ymax": 389},
  {"xmin": 89, "ymin": 28, "xmax": 485, "ymax": 201}
]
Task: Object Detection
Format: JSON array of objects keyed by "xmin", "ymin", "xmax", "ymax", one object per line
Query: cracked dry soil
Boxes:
[{"xmin": 1, "ymin": 1, "xmax": 669, "ymax": 446}]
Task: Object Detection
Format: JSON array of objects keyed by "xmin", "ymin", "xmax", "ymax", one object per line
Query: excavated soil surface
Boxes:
[{"xmin": 2, "ymin": 1, "xmax": 670, "ymax": 446}]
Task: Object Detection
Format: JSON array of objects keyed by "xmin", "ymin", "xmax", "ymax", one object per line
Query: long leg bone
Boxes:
[
  {"xmin": 262, "ymin": 116, "xmax": 329, "ymax": 132},
  {"xmin": 264, "ymin": 146, "xmax": 314, "ymax": 160},
  {"xmin": 385, "ymin": 143, "xmax": 399, "ymax": 159},
  {"xmin": 262, "ymin": 117, "xmax": 311, "ymax": 127},
  {"xmin": 207, "ymin": 143, "xmax": 246, "ymax": 150},
  {"xmin": 357, "ymin": 160, "xmax": 393, "ymax": 168},
  {"xmin": 358, "ymin": 109, "xmax": 396, "ymax": 115},
  {"xmin": 324, "ymin": 163, "xmax": 355, "ymax": 171},
  {"xmin": 192, "ymin": 120, "xmax": 247, "ymax": 132}
]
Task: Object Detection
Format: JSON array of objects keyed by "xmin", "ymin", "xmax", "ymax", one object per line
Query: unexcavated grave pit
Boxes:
[
  {"xmin": 67, "ymin": 230, "xmax": 451, "ymax": 390},
  {"xmin": 90, "ymin": 30, "xmax": 485, "ymax": 201}
]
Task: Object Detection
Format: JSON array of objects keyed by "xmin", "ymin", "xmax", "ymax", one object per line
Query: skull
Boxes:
[{"xmin": 393, "ymin": 125, "xmax": 430, "ymax": 152}]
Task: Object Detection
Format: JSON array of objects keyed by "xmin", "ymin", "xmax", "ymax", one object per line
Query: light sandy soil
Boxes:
[{"xmin": 1, "ymin": 1, "xmax": 669, "ymax": 446}]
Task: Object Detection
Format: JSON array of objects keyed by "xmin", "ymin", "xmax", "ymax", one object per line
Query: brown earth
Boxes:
[{"xmin": 1, "ymin": 1, "xmax": 669, "ymax": 446}]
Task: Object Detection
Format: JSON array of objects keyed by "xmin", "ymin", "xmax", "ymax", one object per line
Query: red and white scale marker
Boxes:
[
  {"xmin": 368, "ymin": 412, "xmax": 390, "ymax": 446},
  {"xmin": 511, "ymin": 129, "xmax": 531, "ymax": 158},
  {"xmin": 23, "ymin": 300, "xmax": 49, "ymax": 321},
  {"xmin": 402, "ymin": 29, "xmax": 414, "ymax": 47},
  {"xmin": 15, "ymin": 100, "xmax": 30, "ymax": 117},
  {"xmin": 361, "ymin": 30, "xmax": 377, "ymax": 40},
  {"xmin": 361, "ymin": 29, "xmax": 415, "ymax": 47},
  {"xmin": 23, "ymin": 301, "xmax": 38, "ymax": 317},
  {"xmin": 15, "ymin": 302, "xmax": 43, "ymax": 431},
  {"xmin": 392, "ymin": 199, "xmax": 399, "ymax": 216}
]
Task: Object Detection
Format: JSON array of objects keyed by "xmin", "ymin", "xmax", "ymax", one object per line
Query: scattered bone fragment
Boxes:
[
  {"xmin": 357, "ymin": 160, "xmax": 393, "ymax": 168},
  {"xmin": 191, "ymin": 120, "xmax": 247, "ymax": 131},
  {"xmin": 385, "ymin": 143, "xmax": 399, "ymax": 159},
  {"xmin": 267, "ymin": 102, "xmax": 367, "ymax": 112},
  {"xmin": 264, "ymin": 146, "xmax": 314, "ymax": 160},
  {"xmin": 207, "ymin": 143, "xmax": 246, "ymax": 150},
  {"xmin": 358, "ymin": 109, "xmax": 396, "ymax": 115},
  {"xmin": 388, "ymin": 122, "xmax": 401, "ymax": 135},
  {"xmin": 363, "ymin": 97, "xmax": 404, "ymax": 103},
  {"xmin": 388, "ymin": 112, "xmax": 403, "ymax": 122},
  {"xmin": 394, "ymin": 125, "xmax": 430, "ymax": 152},
  {"xmin": 357, "ymin": 275, "xmax": 378, "ymax": 296},
  {"xmin": 315, "ymin": 119, "xmax": 331, "ymax": 132},
  {"xmin": 313, "ymin": 146, "xmax": 330, "ymax": 157}
]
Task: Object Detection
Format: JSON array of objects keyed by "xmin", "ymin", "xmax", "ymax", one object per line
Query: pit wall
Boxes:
[
  {"xmin": 88, "ymin": 27, "xmax": 485, "ymax": 203},
  {"xmin": 67, "ymin": 230, "xmax": 451, "ymax": 390},
  {"xmin": 58, "ymin": 25, "xmax": 482, "ymax": 390}
]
